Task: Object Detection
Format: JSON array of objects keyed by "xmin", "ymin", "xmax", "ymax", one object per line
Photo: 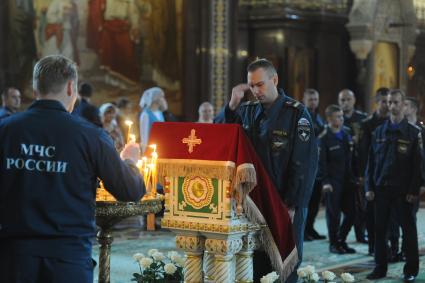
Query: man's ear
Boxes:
[
  {"xmin": 66, "ymin": 80, "xmax": 74, "ymax": 97},
  {"xmin": 272, "ymin": 74, "xmax": 278, "ymax": 86}
]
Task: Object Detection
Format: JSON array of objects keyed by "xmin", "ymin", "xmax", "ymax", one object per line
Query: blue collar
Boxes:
[{"xmin": 28, "ymin": 100, "xmax": 68, "ymax": 112}]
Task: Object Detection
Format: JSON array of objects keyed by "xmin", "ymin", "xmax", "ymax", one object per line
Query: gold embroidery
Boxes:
[{"xmin": 182, "ymin": 129, "xmax": 202, "ymax": 153}]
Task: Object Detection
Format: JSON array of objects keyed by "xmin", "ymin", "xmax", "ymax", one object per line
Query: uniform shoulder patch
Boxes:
[
  {"xmin": 285, "ymin": 99, "xmax": 304, "ymax": 111},
  {"xmin": 355, "ymin": 109, "xmax": 368, "ymax": 119},
  {"xmin": 297, "ymin": 117, "xmax": 311, "ymax": 142},
  {"xmin": 361, "ymin": 115, "xmax": 373, "ymax": 123}
]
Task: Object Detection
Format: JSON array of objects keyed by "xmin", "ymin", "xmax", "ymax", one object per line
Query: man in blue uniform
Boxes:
[
  {"xmin": 0, "ymin": 87, "xmax": 21, "ymax": 119},
  {"xmin": 0, "ymin": 55, "xmax": 145, "ymax": 283},
  {"xmin": 338, "ymin": 88, "xmax": 368, "ymax": 243},
  {"xmin": 72, "ymin": 82, "xmax": 102, "ymax": 127},
  {"xmin": 365, "ymin": 89, "xmax": 422, "ymax": 282},
  {"xmin": 303, "ymin": 88, "xmax": 326, "ymax": 241},
  {"xmin": 360, "ymin": 87, "xmax": 390, "ymax": 255},
  {"xmin": 215, "ymin": 58, "xmax": 318, "ymax": 283},
  {"xmin": 318, "ymin": 105, "xmax": 356, "ymax": 254}
]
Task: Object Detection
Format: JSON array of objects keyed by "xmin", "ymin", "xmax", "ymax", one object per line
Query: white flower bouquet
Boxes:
[
  {"xmin": 297, "ymin": 266, "xmax": 355, "ymax": 283},
  {"xmin": 132, "ymin": 249, "xmax": 185, "ymax": 283}
]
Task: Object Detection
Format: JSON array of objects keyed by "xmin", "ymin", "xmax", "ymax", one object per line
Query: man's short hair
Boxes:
[
  {"xmin": 1, "ymin": 87, "xmax": 18, "ymax": 98},
  {"xmin": 375, "ymin": 87, "xmax": 389, "ymax": 101},
  {"xmin": 247, "ymin": 58, "xmax": 277, "ymax": 78},
  {"xmin": 33, "ymin": 55, "xmax": 78, "ymax": 96},
  {"xmin": 389, "ymin": 89, "xmax": 406, "ymax": 101},
  {"xmin": 338, "ymin": 88, "xmax": 355, "ymax": 97},
  {"xmin": 303, "ymin": 88, "xmax": 319, "ymax": 97},
  {"xmin": 325, "ymin": 104, "xmax": 342, "ymax": 118},
  {"xmin": 79, "ymin": 82, "xmax": 93, "ymax": 98},
  {"xmin": 117, "ymin": 97, "xmax": 131, "ymax": 109},
  {"xmin": 406, "ymin": 96, "xmax": 419, "ymax": 111}
]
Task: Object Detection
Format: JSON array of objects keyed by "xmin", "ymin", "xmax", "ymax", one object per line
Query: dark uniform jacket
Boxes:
[
  {"xmin": 318, "ymin": 126, "xmax": 355, "ymax": 187},
  {"xmin": 216, "ymin": 89, "xmax": 318, "ymax": 208},
  {"xmin": 0, "ymin": 100, "xmax": 145, "ymax": 259},
  {"xmin": 308, "ymin": 109, "xmax": 325, "ymax": 138},
  {"xmin": 0, "ymin": 106, "xmax": 14, "ymax": 119},
  {"xmin": 359, "ymin": 112, "xmax": 388, "ymax": 174},
  {"xmin": 365, "ymin": 119, "xmax": 423, "ymax": 195},
  {"xmin": 72, "ymin": 98, "xmax": 102, "ymax": 127}
]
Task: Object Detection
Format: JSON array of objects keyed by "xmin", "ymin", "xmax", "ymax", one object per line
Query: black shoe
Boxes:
[
  {"xmin": 366, "ymin": 270, "xmax": 386, "ymax": 279},
  {"xmin": 304, "ymin": 233, "xmax": 314, "ymax": 241},
  {"xmin": 310, "ymin": 229, "xmax": 326, "ymax": 240},
  {"xmin": 403, "ymin": 274, "xmax": 415, "ymax": 282},
  {"xmin": 339, "ymin": 242, "xmax": 356, "ymax": 253},
  {"xmin": 329, "ymin": 244, "xmax": 346, "ymax": 254}
]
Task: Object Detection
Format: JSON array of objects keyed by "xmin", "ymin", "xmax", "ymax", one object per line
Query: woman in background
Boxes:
[{"xmin": 99, "ymin": 103, "xmax": 124, "ymax": 152}]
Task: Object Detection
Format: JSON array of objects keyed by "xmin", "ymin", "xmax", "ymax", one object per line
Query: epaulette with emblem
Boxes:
[
  {"xmin": 408, "ymin": 121, "xmax": 421, "ymax": 131},
  {"xmin": 355, "ymin": 109, "xmax": 368, "ymax": 117},
  {"xmin": 240, "ymin": 100, "xmax": 260, "ymax": 107},
  {"xmin": 285, "ymin": 100, "xmax": 303, "ymax": 111},
  {"xmin": 418, "ymin": 121, "xmax": 425, "ymax": 130},
  {"xmin": 361, "ymin": 115, "xmax": 373, "ymax": 123},
  {"xmin": 318, "ymin": 127, "xmax": 327, "ymax": 139}
]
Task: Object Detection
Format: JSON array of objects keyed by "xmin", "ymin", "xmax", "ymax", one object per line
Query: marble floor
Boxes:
[{"xmin": 92, "ymin": 207, "xmax": 425, "ymax": 283}]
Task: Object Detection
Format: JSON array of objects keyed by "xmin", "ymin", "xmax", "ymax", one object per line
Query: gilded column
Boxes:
[{"xmin": 176, "ymin": 235, "xmax": 205, "ymax": 283}]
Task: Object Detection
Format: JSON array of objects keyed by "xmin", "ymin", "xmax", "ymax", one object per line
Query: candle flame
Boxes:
[{"xmin": 125, "ymin": 120, "xmax": 133, "ymax": 126}]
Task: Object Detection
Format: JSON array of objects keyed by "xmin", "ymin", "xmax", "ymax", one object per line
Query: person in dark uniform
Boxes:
[
  {"xmin": 0, "ymin": 55, "xmax": 146, "ymax": 283},
  {"xmin": 360, "ymin": 87, "xmax": 390, "ymax": 255},
  {"xmin": 338, "ymin": 88, "xmax": 368, "ymax": 243},
  {"xmin": 303, "ymin": 88, "xmax": 326, "ymax": 241},
  {"xmin": 318, "ymin": 105, "xmax": 357, "ymax": 254},
  {"xmin": 0, "ymin": 87, "xmax": 21, "ymax": 119},
  {"xmin": 365, "ymin": 89, "xmax": 422, "ymax": 282},
  {"xmin": 215, "ymin": 58, "xmax": 318, "ymax": 283},
  {"xmin": 72, "ymin": 82, "xmax": 102, "ymax": 127}
]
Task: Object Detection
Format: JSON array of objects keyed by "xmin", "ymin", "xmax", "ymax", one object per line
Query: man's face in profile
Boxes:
[{"xmin": 4, "ymin": 88, "xmax": 21, "ymax": 111}]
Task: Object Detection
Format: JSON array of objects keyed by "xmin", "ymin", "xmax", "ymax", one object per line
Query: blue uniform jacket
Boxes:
[
  {"xmin": 215, "ymin": 89, "xmax": 318, "ymax": 208},
  {"xmin": 0, "ymin": 106, "xmax": 13, "ymax": 119},
  {"xmin": 365, "ymin": 119, "xmax": 422, "ymax": 195},
  {"xmin": 0, "ymin": 100, "xmax": 145, "ymax": 259},
  {"xmin": 318, "ymin": 126, "xmax": 355, "ymax": 188}
]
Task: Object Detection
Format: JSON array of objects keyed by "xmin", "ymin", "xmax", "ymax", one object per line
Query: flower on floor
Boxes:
[
  {"xmin": 322, "ymin": 270, "xmax": 336, "ymax": 282},
  {"xmin": 131, "ymin": 250, "xmax": 185, "ymax": 283},
  {"xmin": 340, "ymin": 272, "xmax": 355, "ymax": 283},
  {"xmin": 297, "ymin": 266, "xmax": 355, "ymax": 283},
  {"xmin": 260, "ymin": 271, "xmax": 279, "ymax": 283}
]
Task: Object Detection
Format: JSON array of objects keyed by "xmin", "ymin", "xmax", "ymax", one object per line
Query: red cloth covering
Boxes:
[{"xmin": 150, "ymin": 122, "xmax": 296, "ymax": 278}]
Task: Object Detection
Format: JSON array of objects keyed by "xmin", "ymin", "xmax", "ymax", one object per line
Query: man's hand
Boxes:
[
  {"xmin": 120, "ymin": 142, "xmax": 140, "ymax": 164},
  {"xmin": 365, "ymin": 191, "xmax": 375, "ymax": 201},
  {"xmin": 229, "ymin": 84, "xmax": 250, "ymax": 111},
  {"xmin": 406, "ymin": 194, "xmax": 418, "ymax": 204},
  {"xmin": 322, "ymin": 184, "xmax": 333, "ymax": 193}
]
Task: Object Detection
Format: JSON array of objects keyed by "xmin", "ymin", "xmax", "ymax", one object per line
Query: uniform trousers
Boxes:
[
  {"xmin": 374, "ymin": 191, "xmax": 419, "ymax": 276},
  {"xmin": 0, "ymin": 250, "xmax": 93, "ymax": 283},
  {"xmin": 324, "ymin": 183, "xmax": 355, "ymax": 245}
]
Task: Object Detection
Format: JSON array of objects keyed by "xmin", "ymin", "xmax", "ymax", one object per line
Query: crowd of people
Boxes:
[{"xmin": 0, "ymin": 55, "xmax": 423, "ymax": 282}]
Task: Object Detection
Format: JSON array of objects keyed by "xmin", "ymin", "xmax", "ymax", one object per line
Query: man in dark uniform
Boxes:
[
  {"xmin": 303, "ymin": 88, "xmax": 326, "ymax": 241},
  {"xmin": 360, "ymin": 87, "xmax": 390, "ymax": 255},
  {"xmin": 318, "ymin": 105, "xmax": 356, "ymax": 254},
  {"xmin": 72, "ymin": 82, "xmax": 102, "ymax": 127},
  {"xmin": 0, "ymin": 55, "xmax": 146, "ymax": 283},
  {"xmin": 0, "ymin": 87, "xmax": 21, "ymax": 119},
  {"xmin": 215, "ymin": 58, "xmax": 318, "ymax": 283},
  {"xmin": 338, "ymin": 88, "xmax": 368, "ymax": 243},
  {"xmin": 365, "ymin": 89, "xmax": 422, "ymax": 282}
]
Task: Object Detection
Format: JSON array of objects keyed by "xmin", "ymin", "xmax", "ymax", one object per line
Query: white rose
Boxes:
[
  {"xmin": 148, "ymin": 249, "xmax": 159, "ymax": 256},
  {"xmin": 133, "ymin": 253, "xmax": 145, "ymax": 261},
  {"xmin": 139, "ymin": 257, "xmax": 153, "ymax": 269},
  {"xmin": 168, "ymin": 251, "xmax": 179, "ymax": 259},
  {"xmin": 310, "ymin": 272, "xmax": 320, "ymax": 282},
  {"xmin": 173, "ymin": 255, "xmax": 186, "ymax": 267},
  {"xmin": 152, "ymin": 252, "xmax": 166, "ymax": 262},
  {"xmin": 304, "ymin": 265, "xmax": 315, "ymax": 276},
  {"xmin": 341, "ymin": 273, "xmax": 355, "ymax": 283},
  {"xmin": 322, "ymin": 270, "xmax": 336, "ymax": 281},
  {"xmin": 260, "ymin": 271, "xmax": 279, "ymax": 283},
  {"xmin": 297, "ymin": 268, "xmax": 307, "ymax": 278},
  {"xmin": 164, "ymin": 263, "xmax": 178, "ymax": 275}
]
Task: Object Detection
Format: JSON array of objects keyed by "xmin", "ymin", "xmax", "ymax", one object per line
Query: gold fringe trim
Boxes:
[
  {"xmin": 157, "ymin": 159, "xmax": 236, "ymax": 181},
  {"xmin": 244, "ymin": 197, "xmax": 298, "ymax": 283}
]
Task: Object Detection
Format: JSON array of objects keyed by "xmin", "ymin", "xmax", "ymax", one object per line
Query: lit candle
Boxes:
[
  {"xmin": 125, "ymin": 120, "xmax": 133, "ymax": 144},
  {"xmin": 129, "ymin": 134, "xmax": 136, "ymax": 143}
]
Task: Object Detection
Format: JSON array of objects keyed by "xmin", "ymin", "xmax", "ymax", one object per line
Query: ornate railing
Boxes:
[{"xmin": 239, "ymin": 0, "xmax": 352, "ymax": 14}]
